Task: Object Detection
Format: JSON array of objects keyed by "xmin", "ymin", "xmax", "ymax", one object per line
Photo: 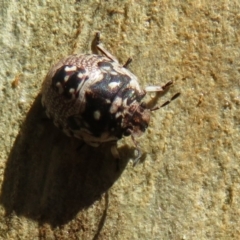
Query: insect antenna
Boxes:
[{"xmin": 151, "ymin": 92, "xmax": 180, "ymax": 111}]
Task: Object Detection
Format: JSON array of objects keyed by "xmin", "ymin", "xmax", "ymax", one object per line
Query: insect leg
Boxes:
[
  {"xmin": 111, "ymin": 143, "xmax": 120, "ymax": 160},
  {"xmin": 123, "ymin": 57, "xmax": 132, "ymax": 68},
  {"xmin": 145, "ymin": 80, "xmax": 173, "ymax": 93},
  {"xmin": 131, "ymin": 135, "xmax": 142, "ymax": 167},
  {"xmin": 92, "ymin": 32, "xmax": 119, "ymax": 63}
]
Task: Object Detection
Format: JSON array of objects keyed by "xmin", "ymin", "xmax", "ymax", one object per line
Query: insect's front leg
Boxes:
[
  {"xmin": 111, "ymin": 143, "xmax": 121, "ymax": 160},
  {"xmin": 110, "ymin": 143, "xmax": 121, "ymax": 171}
]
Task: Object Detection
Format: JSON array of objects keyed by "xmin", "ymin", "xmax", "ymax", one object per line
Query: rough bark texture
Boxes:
[{"xmin": 0, "ymin": 1, "xmax": 240, "ymax": 239}]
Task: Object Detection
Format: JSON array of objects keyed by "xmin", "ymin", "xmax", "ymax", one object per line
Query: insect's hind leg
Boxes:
[
  {"xmin": 91, "ymin": 32, "xmax": 119, "ymax": 63},
  {"xmin": 91, "ymin": 32, "xmax": 132, "ymax": 68}
]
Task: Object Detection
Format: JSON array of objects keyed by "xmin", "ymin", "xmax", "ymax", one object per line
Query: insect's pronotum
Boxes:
[{"xmin": 41, "ymin": 33, "xmax": 180, "ymax": 165}]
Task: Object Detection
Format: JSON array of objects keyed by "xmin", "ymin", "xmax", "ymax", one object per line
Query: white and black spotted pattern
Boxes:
[{"xmin": 41, "ymin": 33, "xmax": 180, "ymax": 165}]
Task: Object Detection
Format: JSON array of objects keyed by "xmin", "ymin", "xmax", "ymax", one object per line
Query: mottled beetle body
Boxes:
[{"xmin": 42, "ymin": 33, "xmax": 179, "ymax": 164}]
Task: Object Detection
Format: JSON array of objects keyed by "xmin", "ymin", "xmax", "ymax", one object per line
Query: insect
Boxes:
[{"xmin": 41, "ymin": 33, "xmax": 180, "ymax": 165}]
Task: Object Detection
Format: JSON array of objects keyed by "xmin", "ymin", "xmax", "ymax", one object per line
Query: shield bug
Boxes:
[{"xmin": 41, "ymin": 33, "xmax": 180, "ymax": 165}]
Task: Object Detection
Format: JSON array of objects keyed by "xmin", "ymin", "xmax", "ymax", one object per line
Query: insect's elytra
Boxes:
[{"xmin": 41, "ymin": 33, "xmax": 180, "ymax": 165}]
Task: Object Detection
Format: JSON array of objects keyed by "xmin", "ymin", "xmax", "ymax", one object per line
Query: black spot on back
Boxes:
[{"xmin": 52, "ymin": 65, "xmax": 87, "ymax": 99}]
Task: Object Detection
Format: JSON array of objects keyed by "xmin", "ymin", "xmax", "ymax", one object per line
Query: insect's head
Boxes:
[
  {"xmin": 122, "ymin": 101, "xmax": 151, "ymax": 138},
  {"xmin": 121, "ymin": 91, "xmax": 180, "ymax": 165}
]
